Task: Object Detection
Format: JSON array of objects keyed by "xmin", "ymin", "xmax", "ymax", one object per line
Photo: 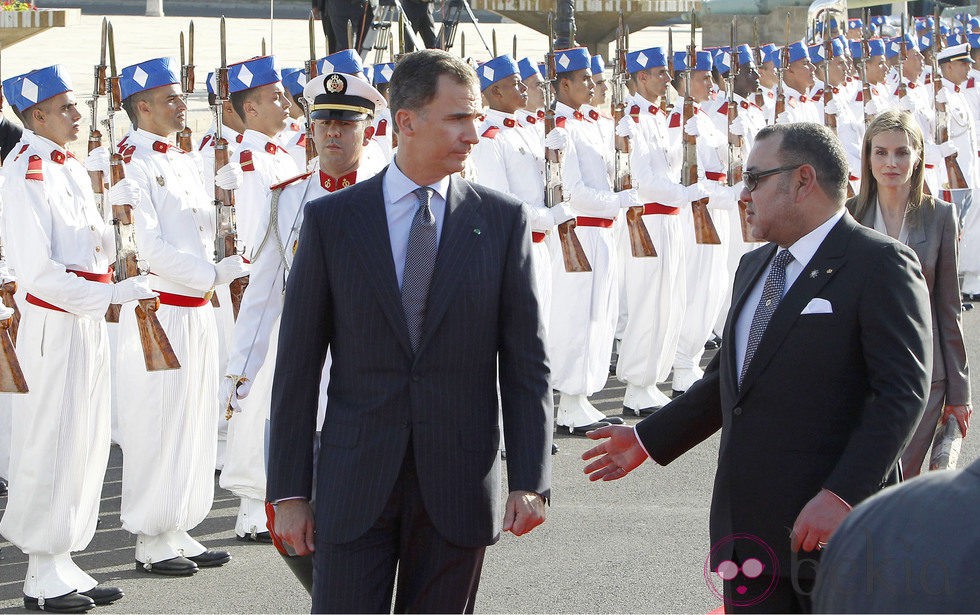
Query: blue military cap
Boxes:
[
  {"xmin": 735, "ymin": 44, "xmax": 756, "ymax": 67},
  {"xmin": 538, "ymin": 62, "xmax": 547, "ymax": 77},
  {"xmin": 517, "ymin": 57, "xmax": 541, "ymax": 81},
  {"xmin": 713, "ymin": 48, "xmax": 732, "ymax": 74},
  {"xmin": 867, "ymin": 38, "xmax": 885, "ymax": 57},
  {"xmin": 849, "ymin": 40, "xmax": 863, "ymax": 59},
  {"xmin": 477, "ymin": 54, "xmax": 520, "ymax": 90},
  {"xmin": 787, "ymin": 41, "xmax": 810, "ymax": 63},
  {"xmin": 317, "ymin": 49, "xmax": 363, "ymax": 76},
  {"xmin": 848, "ymin": 18, "xmax": 863, "ymax": 30},
  {"xmin": 971, "ymin": 17, "xmax": 980, "ymax": 30},
  {"xmin": 969, "ymin": 33, "xmax": 980, "ymax": 49},
  {"xmin": 885, "ymin": 38, "xmax": 901, "ymax": 59},
  {"xmin": 919, "ymin": 33, "xmax": 934, "ymax": 51},
  {"xmin": 553, "ymin": 47, "xmax": 591, "ymax": 73},
  {"xmin": 673, "ymin": 50, "xmax": 712, "ymax": 72},
  {"xmin": 940, "ymin": 25, "xmax": 950, "ymax": 36},
  {"xmin": 2, "ymin": 65, "xmax": 72, "ymax": 112},
  {"xmin": 362, "ymin": 65, "xmax": 373, "ymax": 83},
  {"xmin": 281, "ymin": 68, "xmax": 306, "ymax": 98},
  {"xmin": 120, "ymin": 57, "xmax": 180, "ymax": 100},
  {"xmin": 373, "ymin": 62, "xmax": 396, "ymax": 84},
  {"xmin": 808, "ymin": 43, "xmax": 826, "ymax": 64},
  {"xmin": 626, "ymin": 47, "xmax": 666, "ymax": 73},
  {"xmin": 205, "ymin": 71, "xmax": 216, "ymax": 95},
  {"xmin": 946, "ymin": 34, "xmax": 963, "ymax": 47},
  {"xmin": 760, "ymin": 43, "xmax": 780, "ymax": 67},
  {"xmin": 871, "ymin": 15, "xmax": 885, "ymax": 26},
  {"xmin": 228, "ymin": 56, "xmax": 281, "ymax": 94},
  {"xmin": 590, "ymin": 54, "xmax": 605, "ymax": 76},
  {"xmin": 829, "ymin": 38, "xmax": 846, "ymax": 57}
]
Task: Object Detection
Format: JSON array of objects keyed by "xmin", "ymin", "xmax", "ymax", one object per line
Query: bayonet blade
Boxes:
[
  {"xmin": 220, "ymin": 16, "xmax": 227, "ymax": 69},
  {"xmin": 189, "ymin": 21, "xmax": 194, "ymax": 65},
  {"xmin": 180, "ymin": 31, "xmax": 186, "ymax": 68},
  {"xmin": 108, "ymin": 21, "xmax": 117, "ymax": 77},
  {"xmin": 100, "ymin": 17, "xmax": 107, "ymax": 66}
]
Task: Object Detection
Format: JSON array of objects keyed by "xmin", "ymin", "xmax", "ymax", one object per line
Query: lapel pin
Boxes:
[
  {"xmin": 473, "ymin": 228, "xmax": 481, "ymax": 235},
  {"xmin": 826, "ymin": 268, "xmax": 834, "ymax": 274},
  {"xmin": 809, "ymin": 269, "xmax": 819, "ymax": 278}
]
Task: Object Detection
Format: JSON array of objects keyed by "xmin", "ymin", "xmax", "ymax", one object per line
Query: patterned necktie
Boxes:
[
  {"xmin": 401, "ymin": 187, "xmax": 437, "ymax": 352},
  {"xmin": 740, "ymin": 249, "xmax": 794, "ymax": 386}
]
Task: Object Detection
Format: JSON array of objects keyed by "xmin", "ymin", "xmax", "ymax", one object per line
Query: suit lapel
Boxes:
[
  {"xmin": 724, "ymin": 244, "xmax": 777, "ymax": 392},
  {"xmin": 345, "ymin": 168, "xmax": 414, "ymax": 358},
  {"xmin": 415, "ymin": 176, "xmax": 483, "ymax": 357},
  {"xmin": 737, "ymin": 215, "xmax": 854, "ymax": 399}
]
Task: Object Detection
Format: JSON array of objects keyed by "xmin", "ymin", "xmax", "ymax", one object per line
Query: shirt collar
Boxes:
[
  {"xmin": 320, "ymin": 169, "xmax": 357, "ymax": 192},
  {"xmin": 242, "ymin": 128, "xmax": 287, "ymax": 153},
  {"xmin": 386, "ymin": 156, "xmax": 451, "ymax": 205},
  {"xmin": 554, "ymin": 101, "xmax": 580, "ymax": 119},
  {"xmin": 785, "ymin": 208, "xmax": 846, "ymax": 269},
  {"xmin": 26, "ymin": 131, "xmax": 70, "ymax": 161},
  {"xmin": 132, "ymin": 128, "xmax": 184, "ymax": 154},
  {"xmin": 485, "ymin": 108, "xmax": 520, "ymax": 127}
]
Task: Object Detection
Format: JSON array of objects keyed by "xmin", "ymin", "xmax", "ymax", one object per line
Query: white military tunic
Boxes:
[{"xmin": 236, "ymin": 129, "xmax": 301, "ymax": 260}]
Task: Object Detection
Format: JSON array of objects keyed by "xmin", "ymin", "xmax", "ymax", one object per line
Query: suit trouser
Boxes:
[
  {"xmin": 322, "ymin": 0, "xmax": 372, "ymax": 53},
  {"xmin": 900, "ymin": 379, "xmax": 946, "ymax": 478},
  {"xmin": 400, "ymin": 0, "xmax": 438, "ymax": 50},
  {"xmin": 312, "ymin": 444, "xmax": 486, "ymax": 613}
]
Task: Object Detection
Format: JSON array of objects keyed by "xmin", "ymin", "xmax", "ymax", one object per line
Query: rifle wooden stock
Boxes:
[
  {"xmin": 0, "ymin": 281, "xmax": 20, "ymax": 346},
  {"xmin": 0, "ymin": 317, "xmax": 27, "ymax": 393},
  {"xmin": 176, "ymin": 127, "xmax": 193, "ymax": 152},
  {"xmin": 945, "ymin": 154, "xmax": 969, "ymax": 190},
  {"xmin": 682, "ymin": 103, "xmax": 720, "ymax": 245},
  {"xmin": 134, "ymin": 297, "xmax": 181, "ymax": 371},
  {"xmin": 556, "ymin": 219, "xmax": 591, "ymax": 272},
  {"xmin": 625, "ymin": 206, "xmax": 657, "ymax": 257},
  {"xmin": 229, "ymin": 276, "xmax": 248, "ymax": 321}
]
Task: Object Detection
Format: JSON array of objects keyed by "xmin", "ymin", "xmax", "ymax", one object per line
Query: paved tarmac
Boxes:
[{"xmin": 0, "ymin": 11, "xmax": 978, "ymax": 615}]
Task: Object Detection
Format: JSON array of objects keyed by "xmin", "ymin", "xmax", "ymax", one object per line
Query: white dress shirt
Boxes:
[
  {"xmin": 734, "ymin": 208, "xmax": 846, "ymax": 377},
  {"xmin": 383, "ymin": 158, "xmax": 449, "ymax": 289}
]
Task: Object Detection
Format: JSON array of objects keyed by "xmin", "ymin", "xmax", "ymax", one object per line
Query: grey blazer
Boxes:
[{"xmin": 847, "ymin": 195, "xmax": 970, "ymax": 405}]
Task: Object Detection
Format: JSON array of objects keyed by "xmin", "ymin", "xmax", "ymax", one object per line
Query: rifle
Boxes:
[
  {"xmin": 752, "ymin": 17, "xmax": 765, "ymax": 109},
  {"xmin": 214, "ymin": 17, "xmax": 250, "ymax": 319},
  {"xmin": 177, "ymin": 21, "xmax": 195, "ymax": 152},
  {"xmin": 0, "ymin": 230, "xmax": 26, "ymax": 392},
  {"xmin": 897, "ymin": 15, "xmax": 908, "ymax": 101},
  {"xmin": 492, "ymin": 28, "xmax": 497, "ymax": 57},
  {"xmin": 859, "ymin": 9, "xmax": 874, "ymax": 126},
  {"xmin": 105, "ymin": 23, "xmax": 181, "ymax": 372},
  {"xmin": 304, "ymin": 12, "xmax": 318, "ymax": 166},
  {"xmin": 88, "ymin": 18, "xmax": 109, "ymax": 221},
  {"xmin": 0, "ymin": 237, "xmax": 20, "ymax": 346},
  {"xmin": 933, "ymin": 8, "xmax": 969, "ymax": 190},
  {"xmin": 822, "ymin": 15, "xmax": 837, "ymax": 134},
  {"xmin": 774, "ymin": 13, "xmax": 789, "ymax": 121},
  {"xmin": 664, "ymin": 27, "xmax": 673, "ymax": 114},
  {"xmin": 683, "ymin": 13, "xmax": 720, "ymax": 245},
  {"xmin": 544, "ymin": 12, "xmax": 590, "ymax": 272},
  {"xmin": 729, "ymin": 20, "xmax": 751, "ymax": 244}
]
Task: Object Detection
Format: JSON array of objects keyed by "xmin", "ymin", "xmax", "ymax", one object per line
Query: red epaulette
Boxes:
[
  {"xmin": 296, "ymin": 133, "xmax": 307, "ymax": 147},
  {"xmin": 481, "ymin": 126, "xmax": 500, "ymax": 139},
  {"xmin": 375, "ymin": 118, "xmax": 387, "ymax": 136},
  {"xmin": 270, "ymin": 171, "xmax": 313, "ymax": 191},
  {"xmin": 630, "ymin": 104, "xmax": 641, "ymax": 122},
  {"xmin": 668, "ymin": 112, "xmax": 681, "ymax": 128},
  {"xmin": 11, "ymin": 143, "xmax": 28, "ymax": 162},
  {"xmin": 240, "ymin": 150, "xmax": 255, "ymax": 172},
  {"xmin": 812, "ymin": 89, "xmax": 824, "ymax": 99},
  {"xmin": 118, "ymin": 135, "xmax": 129, "ymax": 149},
  {"xmin": 555, "ymin": 116, "xmax": 567, "ymax": 128},
  {"xmin": 969, "ymin": 77, "xmax": 976, "ymax": 89},
  {"xmin": 121, "ymin": 145, "xmax": 136, "ymax": 164},
  {"xmin": 717, "ymin": 101, "xmax": 729, "ymax": 115},
  {"xmin": 855, "ymin": 90, "xmax": 864, "ymax": 102},
  {"xmin": 199, "ymin": 135, "xmax": 212, "ymax": 150},
  {"xmin": 588, "ymin": 109, "xmax": 600, "ymax": 121},
  {"xmin": 25, "ymin": 155, "xmax": 43, "ymax": 181}
]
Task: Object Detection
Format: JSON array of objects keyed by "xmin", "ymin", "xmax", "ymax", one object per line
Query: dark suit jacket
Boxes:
[
  {"xmin": 267, "ymin": 168, "xmax": 553, "ymax": 549},
  {"xmin": 0, "ymin": 116, "xmax": 23, "ymax": 163},
  {"xmin": 847, "ymin": 195, "xmax": 970, "ymax": 405},
  {"xmin": 814, "ymin": 457, "xmax": 980, "ymax": 612},
  {"xmin": 636, "ymin": 212, "xmax": 932, "ymax": 576}
]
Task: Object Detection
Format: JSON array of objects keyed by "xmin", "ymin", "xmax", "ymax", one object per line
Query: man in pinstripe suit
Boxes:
[{"xmin": 267, "ymin": 49, "xmax": 553, "ymax": 614}]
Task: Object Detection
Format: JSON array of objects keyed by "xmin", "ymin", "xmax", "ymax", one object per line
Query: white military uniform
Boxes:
[
  {"xmin": 0, "ymin": 131, "xmax": 114, "ymax": 599},
  {"xmin": 281, "ymin": 117, "xmax": 309, "ymax": 172},
  {"xmin": 780, "ymin": 84, "xmax": 823, "ymax": 124},
  {"xmin": 221, "ymin": 159, "xmax": 382, "ymax": 538},
  {"xmin": 615, "ymin": 94, "xmax": 691, "ymax": 411},
  {"xmin": 940, "ymin": 76, "xmax": 980, "ymax": 293},
  {"xmin": 235, "ymin": 129, "xmax": 301, "ymax": 261},
  {"xmin": 370, "ymin": 107, "xmax": 394, "ymax": 163},
  {"xmin": 115, "ymin": 128, "xmax": 221, "ymax": 564}
]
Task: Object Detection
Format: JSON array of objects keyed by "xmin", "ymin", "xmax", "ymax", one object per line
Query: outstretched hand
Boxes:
[{"xmin": 581, "ymin": 425, "xmax": 649, "ymax": 481}]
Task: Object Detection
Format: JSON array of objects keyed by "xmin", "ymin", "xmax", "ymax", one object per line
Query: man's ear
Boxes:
[
  {"xmin": 362, "ymin": 124, "xmax": 375, "ymax": 145},
  {"xmin": 395, "ymin": 108, "xmax": 414, "ymax": 135},
  {"xmin": 795, "ymin": 164, "xmax": 818, "ymax": 200},
  {"xmin": 30, "ymin": 106, "xmax": 44, "ymax": 127}
]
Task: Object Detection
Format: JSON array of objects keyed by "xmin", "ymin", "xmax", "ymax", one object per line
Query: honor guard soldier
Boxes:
[
  {"xmin": 668, "ymin": 50, "xmax": 741, "ymax": 394},
  {"xmin": 370, "ymin": 62, "xmax": 396, "ymax": 163},
  {"xmin": 228, "ymin": 55, "xmax": 300, "ymax": 260},
  {"xmin": 587, "ymin": 55, "xmax": 614, "ymax": 147},
  {"xmin": 199, "ymin": 71, "xmax": 246, "ymax": 195},
  {"xmin": 221, "ymin": 71, "xmax": 386, "ymax": 543},
  {"xmin": 613, "ymin": 46, "xmax": 700, "ymax": 415},
  {"xmin": 114, "ymin": 57, "xmax": 247, "ymax": 577},
  {"xmin": 816, "ymin": 38, "xmax": 867, "ymax": 191},
  {"xmin": 757, "ymin": 43, "xmax": 780, "ymax": 122},
  {"xmin": 470, "ymin": 55, "xmax": 559, "ymax": 340},
  {"xmin": 778, "ymin": 41, "xmax": 821, "ymax": 124},
  {"xmin": 517, "ymin": 58, "xmax": 546, "ymax": 144},
  {"xmin": 964, "ymin": 34, "xmax": 980, "ymax": 145},
  {"xmin": 0, "ymin": 65, "xmax": 153, "ymax": 612},
  {"xmin": 545, "ymin": 46, "xmax": 633, "ymax": 433},
  {"xmin": 281, "ymin": 68, "xmax": 311, "ymax": 171}
]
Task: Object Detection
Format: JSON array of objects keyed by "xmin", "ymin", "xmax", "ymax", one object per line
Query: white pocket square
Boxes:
[{"xmin": 801, "ymin": 298, "xmax": 833, "ymax": 315}]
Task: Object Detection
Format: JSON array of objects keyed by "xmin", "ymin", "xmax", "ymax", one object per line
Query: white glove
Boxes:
[
  {"xmin": 221, "ymin": 374, "xmax": 253, "ymax": 412},
  {"xmin": 84, "ymin": 145, "xmax": 110, "ymax": 176},
  {"xmin": 939, "ymin": 140, "xmax": 959, "ymax": 158},
  {"xmin": 214, "ymin": 255, "xmax": 250, "ymax": 286},
  {"xmin": 615, "ymin": 115, "xmax": 635, "ymax": 139},
  {"xmin": 110, "ymin": 275, "xmax": 157, "ymax": 305},
  {"xmin": 0, "ymin": 304, "xmax": 14, "ymax": 322},
  {"xmin": 824, "ymin": 99, "xmax": 840, "ymax": 116},
  {"xmin": 935, "ymin": 87, "xmax": 949, "ymax": 105},
  {"xmin": 215, "ymin": 162, "xmax": 244, "ymax": 191},
  {"xmin": 729, "ymin": 115, "xmax": 745, "ymax": 136},
  {"xmin": 686, "ymin": 183, "xmax": 710, "ymax": 203},
  {"xmin": 864, "ymin": 98, "xmax": 879, "ymax": 116},
  {"xmin": 543, "ymin": 127, "xmax": 569, "ymax": 151},
  {"xmin": 550, "ymin": 202, "xmax": 576, "ymax": 225},
  {"xmin": 775, "ymin": 110, "xmax": 792, "ymax": 125},
  {"xmin": 106, "ymin": 177, "xmax": 142, "ymax": 208},
  {"xmin": 617, "ymin": 188, "xmax": 642, "ymax": 209},
  {"xmin": 898, "ymin": 95, "xmax": 916, "ymax": 112},
  {"xmin": 684, "ymin": 116, "xmax": 701, "ymax": 137}
]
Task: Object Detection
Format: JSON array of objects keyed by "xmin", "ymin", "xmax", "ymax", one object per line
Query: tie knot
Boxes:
[
  {"xmin": 773, "ymin": 249, "xmax": 793, "ymax": 270},
  {"xmin": 413, "ymin": 186, "xmax": 433, "ymax": 206}
]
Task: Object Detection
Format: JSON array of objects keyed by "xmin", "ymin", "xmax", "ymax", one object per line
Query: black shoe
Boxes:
[
  {"xmin": 136, "ymin": 556, "xmax": 198, "ymax": 576},
  {"xmin": 624, "ymin": 405, "xmax": 662, "ymax": 417},
  {"xmin": 551, "ymin": 443, "xmax": 560, "ymax": 455},
  {"xmin": 704, "ymin": 338, "xmax": 720, "ymax": 350},
  {"xmin": 187, "ymin": 550, "xmax": 231, "ymax": 568},
  {"xmin": 24, "ymin": 592, "xmax": 95, "ymax": 613},
  {"xmin": 80, "ymin": 586, "xmax": 123, "ymax": 606},
  {"xmin": 236, "ymin": 531, "xmax": 273, "ymax": 544},
  {"xmin": 567, "ymin": 421, "xmax": 610, "ymax": 435},
  {"xmin": 963, "ymin": 293, "xmax": 980, "ymax": 302},
  {"xmin": 602, "ymin": 415, "xmax": 625, "ymax": 425},
  {"xmin": 671, "ymin": 389, "xmax": 685, "ymax": 399},
  {"xmin": 964, "ymin": 302, "xmax": 974, "ymax": 311},
  {"xmin": 0, "ymin": 476, "xmax": 7, "ymax": 496}
]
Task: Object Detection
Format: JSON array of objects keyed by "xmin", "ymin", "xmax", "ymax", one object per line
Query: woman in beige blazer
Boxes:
[{"xmin": 847, "ymin": 109, "xmax": 971, "ymax": 477}]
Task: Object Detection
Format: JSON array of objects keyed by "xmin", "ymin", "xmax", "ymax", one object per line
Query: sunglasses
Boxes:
[{"xmin": 743, "ymin": 165, "xmax": 801, "ymax": 192}]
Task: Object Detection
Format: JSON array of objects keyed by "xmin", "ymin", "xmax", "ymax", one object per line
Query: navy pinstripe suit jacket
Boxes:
[{"xmin": 267, "ymin": 167, "xmax": 553, "ymax": 549}]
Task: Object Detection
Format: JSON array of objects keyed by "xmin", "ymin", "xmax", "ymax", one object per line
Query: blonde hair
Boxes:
[{"xmin": 852, "ymin": 110, "xmax": 928, "ymax": 228}]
